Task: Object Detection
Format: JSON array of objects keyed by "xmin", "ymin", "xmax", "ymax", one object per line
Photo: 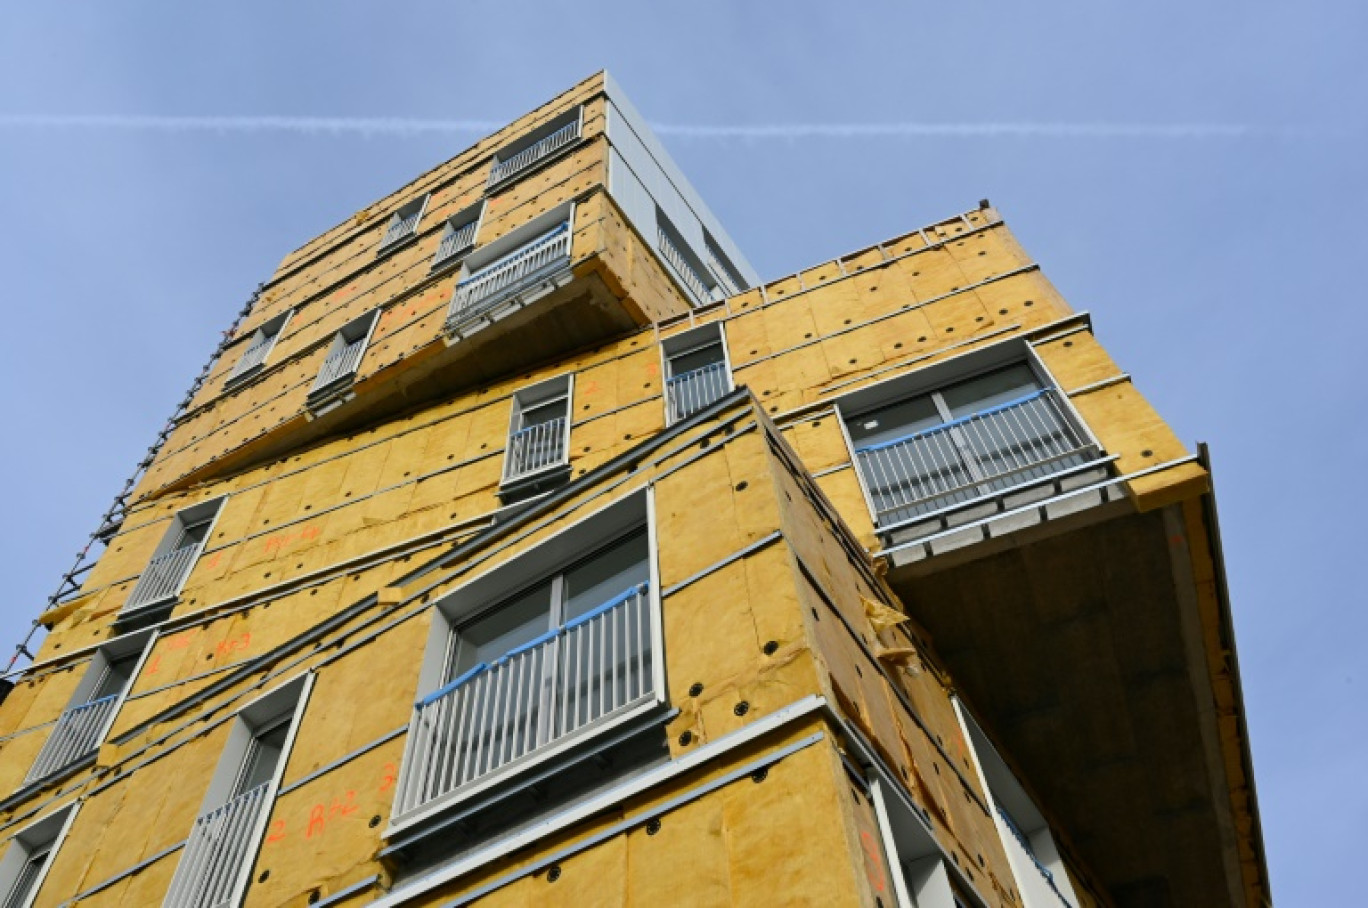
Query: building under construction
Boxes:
[{"xmin": 0, "ymin": 72, "xmax": 1268, "ymax": 907}]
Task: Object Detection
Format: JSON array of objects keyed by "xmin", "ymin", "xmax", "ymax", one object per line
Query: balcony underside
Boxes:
[
  {"xmin": 883, "ymin": 496, "xmax": 1252, "ymax": 907},
  {"xmin": 163, "ymin": 268, "xmax": 640, "ymax": 492}
]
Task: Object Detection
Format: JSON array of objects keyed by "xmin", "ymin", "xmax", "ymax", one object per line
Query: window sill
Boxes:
[
  {"xmin": 374, "ymin": 231, "xmax": 420, "ymax": 260},
  {"xmin": 497, "ymin": 462, "xmax": 572, "ymax": 504}
]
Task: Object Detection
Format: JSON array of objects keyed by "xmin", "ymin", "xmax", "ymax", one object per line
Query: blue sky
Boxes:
[{"xmin": 1, "ymin": 2, "xmax": 1362, "ymax": 901}]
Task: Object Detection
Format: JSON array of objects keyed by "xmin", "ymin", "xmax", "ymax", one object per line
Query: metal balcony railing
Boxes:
[
  {"xmin": 487, "ymin": 117, "xmax": 582, "ymax": 187},
  {"xmin": 310, "ymin": 337, "xmax": 366, "ymax": 394},
  {"xmin": 855, "ymin": 389, "xmax": 1096, "ymax": 527},
  {"xmin": 226, "ymin": 335, "xmax": 274, "ymax": 382},
  {"xmin": 504, "ymin": 416, "xmax": 567, "ymax": 482},
  {"xmin": 446, "ymin": 223, "xmax": 572, "ymax": 327},
  {"xmin": 657, "ymin": 227, "xmax": 714, "ymax": 302},
  {"xmin": 394, "ymin": 584, "xmax": 654, "ymax": 821},
  {"xmin": 379, "ymin": 207, "xmax": 423, "ymax": 250},
  {"xmin": 432, "ymin": 219, "xmax": 479, "ymax": 268},
  {"xmin": 24, "ymin": 694, "xmax": 119, "ymax": 783},
  {"xmin": 123, "ymin": 543, "xmax": 202, "ymax": 613},
  {"xmin": 163, "ymin": 782, "xmax": 273, "ymax": 908},
  {"xmin": 666, "ymin": 361, "xmax": 730, "ymax": 423}
]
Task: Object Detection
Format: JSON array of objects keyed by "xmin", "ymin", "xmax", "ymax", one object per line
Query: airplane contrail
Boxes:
[{"xmin": 0, "ymin": 113, "xmax": 1313, "ymax": 140}]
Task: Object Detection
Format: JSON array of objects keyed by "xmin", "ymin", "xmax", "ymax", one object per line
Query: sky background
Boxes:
[{"xmin": 0, "ymin": 2, "xmax": 1362, "ymax": 902}]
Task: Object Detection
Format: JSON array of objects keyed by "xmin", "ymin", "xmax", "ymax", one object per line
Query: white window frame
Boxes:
[
  {"xmin": 390, "ymin": 489, "xmax": 665, "ymax": 836},
  {"xmin": 224, "ymin": 309, "xmax": 293, "ymax": 388},
  {"xmin": 0, "ymin": 803, "xmax": 80, "ymax": 908},
  {"xmin": 307, "ymin": 308, "xmax": 381, "ymax": 415},
  {"xmin": 834, "ymin": 339, "xmax": 1103, "ymax": 534},
  {"xmin": 501, "ymin": 373, "xmax": 574, "ymax": 487},
  {"xmin": 163, "ymin": 674, "xmax": 313, "ymax": 908},
  {"xmin": 376, "ymin": 194, "xmax": 430, "ymax": 254},
  {"xmin": 23, "ymin": 630, "xmax": 154, "ymax": 785},
  {"xmin": 866, "ymin": 774, "xmax": 983, "ymax": 908},
  {"xmin": 429, "ymin": 200, "xmax": 486, "ymax": 273},
  {"xmin": 951, "ymin": 698, "xmax": 1080, "ymax": 908},
  {"xmin": 660, "ymin": 322, "xmax": 734, "ymax": 426},
  {"xmin": 655, "ymin": 207, "xmax": 719, "ymax": 305},
  {"xmin": 120, "ymin": 496, "xmax": 227, "ymax": 620}
]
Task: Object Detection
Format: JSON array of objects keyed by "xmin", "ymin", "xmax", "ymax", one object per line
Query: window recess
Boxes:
[
  {"xmin": 486, "ymin": 107, "xmax": 583, "ymax": 189},
  {"xmin": 430, "ymin": 202, "xmax": 484, "ymax": 273},
  {"xmin": 120, "ymin": 497, "xmax": 226, "ymax": 623},
  {"xmin": 499, "ymin": 375, "xmax": 573, "ymax": 501},
  {"xmin": 391, "ymin": 494, "xmax": 666, "ymax": 836},
  {"xmin": 23, "ymin": 632, "xmax": 151, "ymax": 785},
  {"xmin": 656, "ymin": 208, "xmax": 718, "ymax": 305},
  {"xmin": 307, "ymin": 308, "xmax": 380, "ymax": 417},
  {"xmin": 662, "ymin": 323, "xmax": 732, "ymax": 424},
  {"xmin": 224, "ymin": 310, "xmax": 291, "ymax": 387},
  {"xmin": 0, "ymin": 805, "xmax": 77, "ymax": 908},
  {"xmin": 163, "ymin": 677, "xmax": 310, "ymax": 908},
  {"xmin": 377, "ymin": 195, "xmax": 429, "ymax": 254},
  {"xmin": 842, "ymin": 359, "xmax": 1104, "ymax": 537}
]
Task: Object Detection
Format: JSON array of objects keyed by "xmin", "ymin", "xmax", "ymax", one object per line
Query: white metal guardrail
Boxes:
[
  {"xmin": 24, "ymin": 694, "xmax": 119, "ymax": 783},
  {"xmin": 226, "ymin": 335, "xmax": 274, "ymax": 382},
  {"xmin": 310, "ymin": 338, "xmax": 367, "ymax": 394},
  {"xmin": 997, "ymin": 806, "xmax": 1076, "ymax": 908},
  {"xmin": 379, "ymin": 208, "xmax": 422, "ymax": 249},
  {"xmin": 123, "ymin": 543, "xmax": 202, "ymax": 613},
  {"xmin": 856, "ymin": 389, "xmax": 1095, "ymax": 526},
  {"xmin": 666, "ymin": 361, "xmax": 730, "ymax": 423},
  {"xmin": 504, "ymin": 416, "xmax": 567, "ymax": 482},
  {"xmin": 163, "ymin": 782, "xmax": 273, "ymax": 908},
  {"xmin": 394, "ymin": 584, "xmax": 654, "ymax": 821},
  {"xmin": 487, "ymin": 117, "xmax": 582, "ymax": 187},
  {"xmin": 657, "ymin": 227, "xmax": 713, "ymax": 302},
  {"xmin": 433, "ymin": 219, "xmax": 479, "ymax": 268},
  {"xmin": 446, "ymin": 224, "xmax": 572, "ymax": 326}
]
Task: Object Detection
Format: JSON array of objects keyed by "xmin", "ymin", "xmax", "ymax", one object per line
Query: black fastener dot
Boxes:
[
  {"xmin": 308, "ymin": 892, "xmax": 320, "ymax": 905},
  {"xmin": 734, "ymin": 701, "xmax": 750, "ymax": 717},
  {"xmin": 688, "ymin": 682, "xmax": 704, "ymax": 697},
  {"xmin": 763, "ymin": 640, "xmax": 779, "ymax": 655},
  {"xmin": 646, "ymin": 818, "xmax": 662, "ymax": 835},
  {"xmin": 258, "ymin": 870, "xmax": 270, "ymax": 883},
  {"xmin": 678, "ymin": 730, "xmax": 693, "ymax": 746},
  {"xmin": 1142, "ymin": 449, "xmax": 1154, "ymax": 457},
  {"xmin": 751, "ymin": 767, "xmax": 768, "ymax": 783},
  {"xmin": 369, "ymin": 815, "xmax": 382, "ymax": 828},
  {"xmin": 1063, "ymin": 340, "xmax": 1074, "ymax": 347},
  {"xmin": 547, "ymin": 865, "xmax": 562, "ymax": 883},
  {"xmin": 735, "ymin": 481, "xmax": 748, "ymax": 491}
]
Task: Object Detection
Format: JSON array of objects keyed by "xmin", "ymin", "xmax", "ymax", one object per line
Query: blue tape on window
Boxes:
[
  {"xmin": 854, "ymin": 389, "xmax": 1048, "ymax": 454},
  {"xmin": 417, "ymin": 662, "xmax": 488, "ymax": 707}
]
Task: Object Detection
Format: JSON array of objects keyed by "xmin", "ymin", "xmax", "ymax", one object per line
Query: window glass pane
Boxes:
[
  {"xmin": 450, "ymin": 583, "xmax": 552, "ymax": 678},
  {"xmin": 848, "ymin": 395, "xmax": 942, "ymax": 448},
  {"xmin": 90, "ymin": 653, "xmax": 139, "ymax": 701},
  {"xmin": 236, "ymin": 720, "xmax": 289, "ymax": 795},
  {"xmin": 517, "ymin": 396, "xmax": 567, "ymax": 429},
  {"xmin": 563, "ymin": 530, "xmax": 650, "ymax": 622},
  {"xmin": 669, "ymin": 342, "xmax": 724, "ymax": 377},
  {"xmin": 940, "ymin": 364, "xmax": 1041, "ymax": 419}
]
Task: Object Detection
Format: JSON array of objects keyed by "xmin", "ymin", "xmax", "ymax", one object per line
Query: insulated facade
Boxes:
[{"xmin": 0, "ymin": 72, "xmax": 1268, "ymax": 908}]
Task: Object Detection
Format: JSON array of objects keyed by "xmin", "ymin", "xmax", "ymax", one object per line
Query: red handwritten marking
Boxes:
[
  {"xmin": 202, "ymin": 551, "xmax": 223, "ymax": 570},
  {"xmin": 379, "ymin": 763, "xmax": 398, "ymax": 792},
  {"xmin": 145, "ymin": 654, "xmax": 163, "ymax": 676},
  {"xmin": 581, "ymin": 381, "xmax": 600, "ymax": 394},
  {"xmin": 860, "ymin": 829, "xmax": 889, "ymax": 895},
  {"xmin": 263, "ymin": 524, "xmax": 320, "ymax": 555},
  {"xmin": 306, "ymin": 804, "xmax": 327, "ymax": 838},
  {"xmin": 266, "ymin": 819, "xmax": 287, "ymax": 844},
  {"xmin": 214, "ymin": 633, "xmax": 251, "ymax": 659},
  {"xmin": 165, "ymin": 632, "xmax": 196, "ymax": 650}
]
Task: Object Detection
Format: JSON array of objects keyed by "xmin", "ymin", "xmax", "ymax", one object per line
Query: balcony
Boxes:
[
  {"xmin": 163, "ymin": 781, "xmax": 273, "ymax": 908},
  {"xmin": 431, "ymin": 218, "xmax": 479, "ymax": 271},
  {"xmin": 657, "ymin": 222, "xmax": 716, "ymax": 304},
  {"xmin": 487, "ymin": 114, "xmax": 582, "ymax": 188},
  {"xmin": 445, "ymin": 222, "xmax": 573, "ymax": 334},
  {"xmin": 666, "ymin": 361, "xmax": 729, "ymax": 423},
  {"xmin": 24, "ymin": 694, "xmax": 119, "ymax": 784},
  {"xmin": 123, "ymin": 543, "xmax": 201, "ymax": 614},
  {"xmin": 392, "ymin": 584, "xmax": 656, "ymax": 827},
  {"xmin": 225, "ymin": 334, "xmax": 274, "ymax": 384},
  {"xmin": 855, "ymin": 388, "xmax": 1107, "ymax": 548}
]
